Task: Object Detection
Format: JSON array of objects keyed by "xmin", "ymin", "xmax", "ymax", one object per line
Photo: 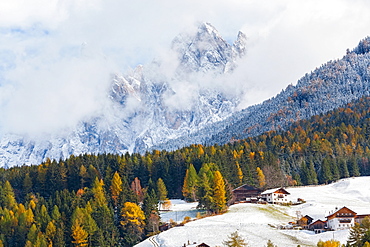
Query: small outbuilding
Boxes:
[
  {"xmin": 297, "ymin": 215, "xmax": 314, "ymax": 229},
  {"xmin": 309, "ymin": 219, "xmax": 327, "ymax": 234}
]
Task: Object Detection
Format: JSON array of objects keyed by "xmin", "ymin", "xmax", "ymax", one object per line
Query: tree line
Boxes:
[{"xmin": 1, "ymin": 96, "xmax": 370, "ymax": 246}]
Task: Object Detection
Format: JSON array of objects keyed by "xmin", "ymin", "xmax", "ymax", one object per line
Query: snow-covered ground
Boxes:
[{"xmin": 136, "ymin": 177, "xmax": 370, "ymax": 247}]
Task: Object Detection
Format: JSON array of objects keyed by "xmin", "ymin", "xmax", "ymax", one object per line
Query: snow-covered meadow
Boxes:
[{"xmin": 136, "ymin": 176, "xmax": 370, "ymax": 247}]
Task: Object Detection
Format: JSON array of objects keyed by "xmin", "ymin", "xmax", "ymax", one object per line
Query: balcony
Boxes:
[{"xmin": 339, "ymin": 219, "xmax": 351, "ymax": 223}]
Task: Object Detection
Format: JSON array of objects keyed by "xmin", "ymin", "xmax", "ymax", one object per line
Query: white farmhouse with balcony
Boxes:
[
  {"xmin": 261, "ymin": 188, "xmax": 290, "ymax": 204},
  {"xmin": 326, "ymin": 206, "xmax": 357, "ymax": 231}
]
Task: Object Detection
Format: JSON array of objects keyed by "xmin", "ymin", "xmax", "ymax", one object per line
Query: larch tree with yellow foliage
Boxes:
[
  {"xmin": 235, "ymin": 162, "xmax": 243, "ymax": 185},
  {"xmin": 71, "ymin": 219, "xmax": 88, "ymax": 247},
  {"xmin": 120, "ymin": 202, "xmax": 146, "ymax": 246},
  {"xmin": 316, "ymin": 239, "xmax": 341, "ymax": 247},
  {"xmin": 256, "ymin": 167, "xmax": 266, "ymax": 188},
  {"xmin": 212, "ymin": 170, "xmax": 226, "ymax": 214},
  {"xmin": 110, "ymin": 171, "xmax": 123, "ymax": 205}
]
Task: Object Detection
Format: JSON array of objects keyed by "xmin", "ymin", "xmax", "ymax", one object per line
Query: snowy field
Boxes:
[{"xmin": 136, "ymin": 176, "xmax": 370, "ymax": 247}]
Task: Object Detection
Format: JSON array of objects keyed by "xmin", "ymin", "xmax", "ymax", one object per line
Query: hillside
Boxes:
[
  {"xmin": 136, "ymin": 177, "xmax": 370, "ymax": 247},
  {"xmin": 156, "ymin": 37, "xmax": 370, "ymax": 151}
]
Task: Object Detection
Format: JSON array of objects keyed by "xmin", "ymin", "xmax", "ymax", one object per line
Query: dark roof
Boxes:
[
  {"xmin": 309, "ymin": 219, "xmax": 326, "ymax": 226},
  {"xmin": 304, "ymin": 215, "xmax": 314, "ymax": 221},
  {"xmin": 232, "ymin": 184, "xmax": 262, "ymax": 192},
  {"xmin": 197, "ymin": 243, "xmax": 210, "ymax": 247}
]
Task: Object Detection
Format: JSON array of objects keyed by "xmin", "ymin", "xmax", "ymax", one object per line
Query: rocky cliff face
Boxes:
[{"xmin": 0, "ymin": 23, "xmax": 247, "ymax": 167}]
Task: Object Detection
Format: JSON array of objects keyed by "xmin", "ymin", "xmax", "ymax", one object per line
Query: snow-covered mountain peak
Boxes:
[
  {"xmin": 233, "ymin": 31, "xmax": 247, "ymax": 57},
  {"xmin": 172, "ymin": 22, "xmax": 246, "ymax": 74},
  {"xmin": 0, "ymin": 23, "xmax": 247, "ymax": 168}
]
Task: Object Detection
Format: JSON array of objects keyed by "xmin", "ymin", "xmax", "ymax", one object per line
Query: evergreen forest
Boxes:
[{"xmin": 2, "ymin": 96, "xmax": 370, "ymax": 246}]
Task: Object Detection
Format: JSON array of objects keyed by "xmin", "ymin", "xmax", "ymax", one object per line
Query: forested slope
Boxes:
[
  {"xmin": 2, "ymin": 93, "xmax": 370, "ymax": 246},
  {"xmin": 157, "ymin": 37, "xmax": 370, "ymax": 151}
]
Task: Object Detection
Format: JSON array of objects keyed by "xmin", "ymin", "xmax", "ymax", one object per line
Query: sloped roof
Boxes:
[
  {"xmin": 232, "ymin": 184, "xmax": 262, "ymax": 192},
  {"xmin": 309, "ymin": 219, "xmax": 326, "ymax": 226},
  {"xmin": 326, "ymin": 206, "xmax": 357, "ymax": 219},
  {"xmin": 261, "ymin": 187, "xmax": 290, "ymax": 195}
]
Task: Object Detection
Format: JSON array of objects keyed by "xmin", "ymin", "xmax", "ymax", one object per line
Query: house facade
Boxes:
[
  {"xmin": 326, "ymin": 207, "xmax": 357, "ymax": 230},
  {"xmin": 232, "ymin": 184, "xmax": 262, "ymax": 203},
  {"xmin": 261, "ymin": 188, "xmax": 290, "ymax": 204}
]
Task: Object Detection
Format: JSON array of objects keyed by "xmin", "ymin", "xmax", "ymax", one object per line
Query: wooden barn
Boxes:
[
  {"xmin": 232, "ymin": 184, "xmax": 262, "ymax": 203},
  {"xmin": 309, "ymin": 219, "xmax": 327, "ymax": 234},
  {"xmin": 297, "ymin": 215, "xmax": 314, "ymax": 229}
]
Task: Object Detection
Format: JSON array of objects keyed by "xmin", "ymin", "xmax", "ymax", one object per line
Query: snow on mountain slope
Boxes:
[
  {"xmin": 0, "ymin": 23, "xmax": 247, "ymax": 168},
  {"xmin": 156, "ymin": 37, "xmax": 370, "ymax": 151},
  {"xmin": 136, "ymin": 177, "xmax": 370, "ymax": 247}
]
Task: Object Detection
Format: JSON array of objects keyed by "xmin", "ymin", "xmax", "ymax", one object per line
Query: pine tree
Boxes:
[
  {"xmin": 222, "ymin": 231, "xmax": 248, "ymax": 247},
  {"xmin": 266, "ymin": 240, "xmax": 278, "ymax": 247},
  {"xmin": 338, "ymin": 159, "xmax": 350, "ymax": 178},
  {"xmin": 212, "ymin": 170, "xmax": 226, "ymax": 213},
  {"xmin": 197, "ymin": 172, "xmax": 213, "ymax": 212},
  {"xmin": 157, "ymin": 178, "xmax": 168, "ymax": 209},
  {"xmin": 110, "ymin": 171, "xmax": 123, "ymax": 205},
  {"xmin": 320, "ymin": 158, "xmax": 332, "ymax": 184},
  {"xmin": 182, "ymin": 164, "xmax": 199, "ymax": 201},
  {"xmin": 308, "ymin": 160, "xmax": 318, "ymax": 185}
]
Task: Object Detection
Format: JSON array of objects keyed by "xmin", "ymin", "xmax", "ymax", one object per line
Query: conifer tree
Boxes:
[
  {"xmin": 71, "ymin": 219, "xmax": 88, "ymax": 247},
  {"xmin": 91, "ymin": 177, "xmax": 107, "ymax": 207},
  {"xmin": 235, "ymin": 162, "xmax": 244, "ymax": 185},
  {"xmin": 0, "ymin": 181, "xmax": 17, "ymax": 209},
  {"xmin": 182, "ymin": 164, "xmax": 199, "ymax": 201},
  {"xmin": 26, "ymin": 224, "xmax": 38, "ymax": 245},
  {"xmin": 212, "ymin": 170, "xmax": 226, "ymax": 213},
  {"xmin": 23, "ymin": 173, "xmax": 33, "ymax": 195},
  {"xmin": 308, "ymin": 160, "xmax": 318, "ymax": 185},
  {"xmin": 37, "ymin": 204, "xmax": 51, "ymax": 232},
  {"xmin": 110, "ymin": 171, "xmax": 123, "ymax": 205},
  {"xmin": 266, "ymin": 240, "xmax": 278, "ymax": 247},
  {"xmin": 222, "ymin": 231, "xmax": 248, "ymax": 247},
  {"xmin": 320, "ymin": 158, "xmax": 332, "ymax": 184},
  {"xmin": 45, "ymin": 221, "xmax": 56, "ymax": 246},
  {"xmin": 197, "ymin": 172, "xmax": 213, "ymax": 212},
  {"xmin": 157, "ymin": 178, "xmax": 168, "ymax": 202},
  {"xmin": 256, "ymin": 167, "xmax": 266, "ymax": 188},
  {"xmin": 120, "ymin": 202, "xmax": 146, "ymax": 246}
]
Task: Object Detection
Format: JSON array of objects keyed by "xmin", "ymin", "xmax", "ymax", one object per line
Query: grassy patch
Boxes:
[{"xmin": 257, "ymin": 205, "xmax": 292, "ymax": 221}]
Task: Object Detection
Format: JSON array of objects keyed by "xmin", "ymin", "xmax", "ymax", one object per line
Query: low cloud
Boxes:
[{"xmin": 1, "ymin": 0, "xmax": 370, "ymax": 135}]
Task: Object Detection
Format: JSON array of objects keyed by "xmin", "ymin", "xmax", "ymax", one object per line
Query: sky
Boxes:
[{"xmin": 1, "ymin": 0, "xmax": 370, "ymax": 135}]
